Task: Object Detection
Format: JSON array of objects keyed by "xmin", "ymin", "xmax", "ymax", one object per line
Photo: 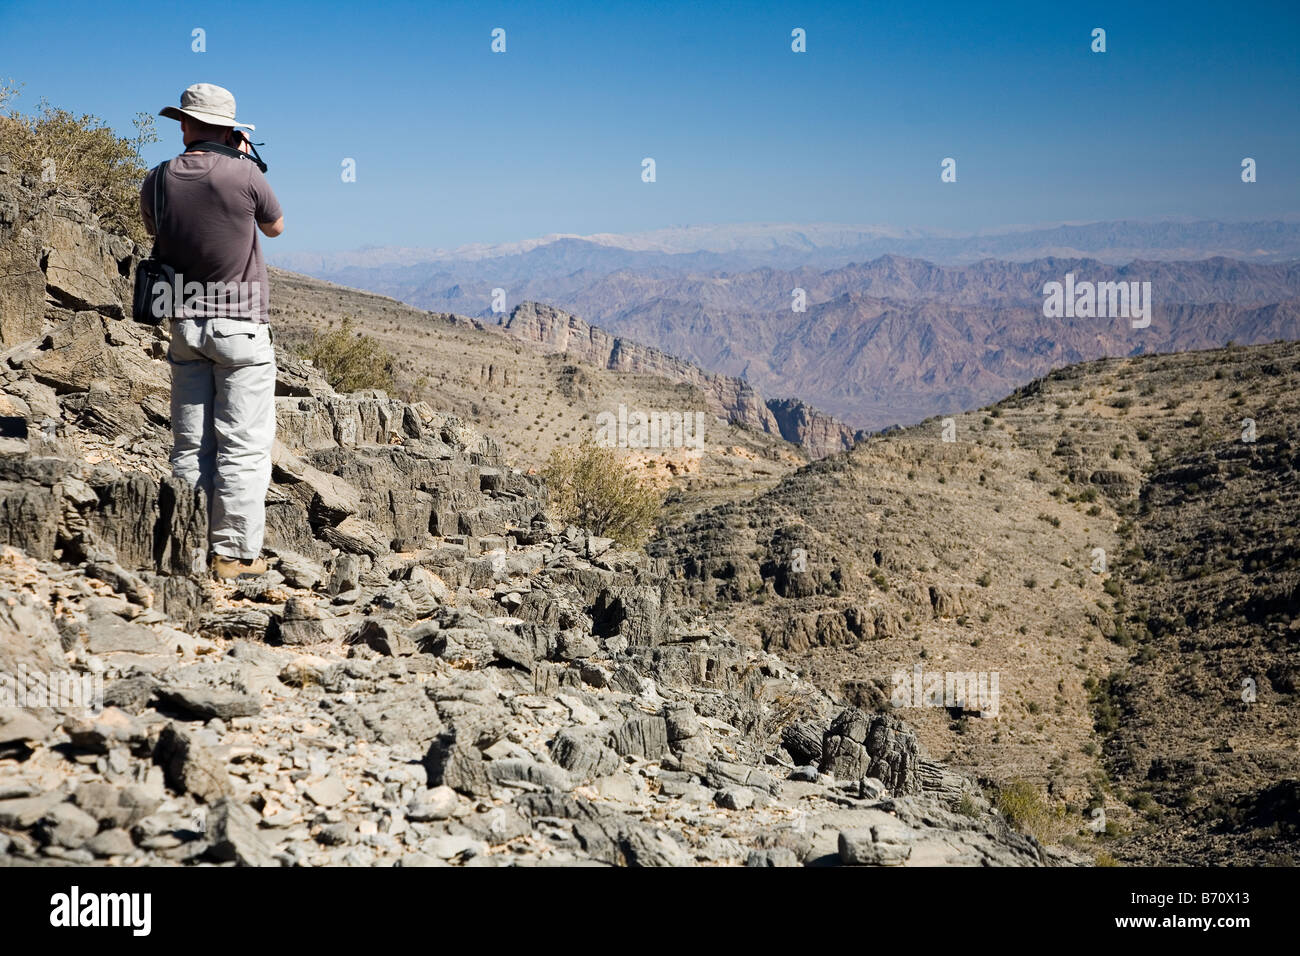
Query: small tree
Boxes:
[
  {"xmin": 299, "ymin": 316, "xmax": 396, "ymax": 393},
  {"xmin": 0, "ymin": 81, "xmax": 159, "ymax": 244},
  {"xmin": 541, "ymin": 442, "xmax": 663, "ymax": 548}
]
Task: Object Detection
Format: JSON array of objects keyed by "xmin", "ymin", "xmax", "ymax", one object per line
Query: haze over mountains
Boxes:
[
  {"xmin": 277, "ymin": 219, "xmax": 1300, "ymax": 274},
  {"xmin": 276, "ymin": 223, "xmax": 1300, "ymax": 431}
]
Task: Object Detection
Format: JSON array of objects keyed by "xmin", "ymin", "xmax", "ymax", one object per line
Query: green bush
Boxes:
[
  {"xmin": 0, "ymin": 81, "xmax": 158, "ymax": 244},
  {"xmin": 299, "ymin": 317, "xmax": 395, "ymax": 393},
  {"xmin": 996, "ymin": 780, "xmax": 1067, "ymax": 841},
  {"xmin": 1085, "ymin": 674, "xmax": 1122, "ymax": 735},
  {"xmin": 541, "ymin": 442, "xmax": 663, "ymax": 548}
]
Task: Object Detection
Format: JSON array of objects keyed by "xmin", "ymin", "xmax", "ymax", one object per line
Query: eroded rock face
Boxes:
[
  {"xmin": 821, "ymin": 709, "xmax": 923, "ymax": 796},
  {"xmin": 0, "ymin": 170, "xmax": 135, "ymax": 344},
  {"xmin": 500, "ymin": 302, "xmax": 859, "ymax": 458}
]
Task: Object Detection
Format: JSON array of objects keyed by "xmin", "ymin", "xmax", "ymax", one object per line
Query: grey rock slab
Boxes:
[
  {"xmin": 610, "ymin": 714, "xmax": 669, "ymax": 760},
  {"xmin": 206, "ymin": 798, "xmax": 278, "ymax": 867},
  {"xmin": 425, "ymin": 833, "xmax": 486, "ymax": 860},
  {"xmin": 85, "ymin": 827, "xmax": 136, "ymax": 858},
  {"xmin": 39, "ymin": 801, "xmax": 100, "ymax": 848},
  {"xmin": 315, "ymin": 823, "xmax": 354, "ymax": 846},
  {"xmin": 86, "ymin": 615, "xmax": 163, "ymax": 654},
  {"xmin": 0, "ymin": 789, "xmax": 67, "ymax": 828},
  {"xmin": 837, "ymin": 811, "xmax": 916, "ymax": 866},
  {"xmin": 663, "ymin": 701, "xmax": 701, "ymax": 742},
  {"xmin": 0, "ymin": 710, "xmax": 52, "ymax": 748},
  {"xmin": 274, "ymin": 550, "xmax": 325, "ymax": 590},
  {"xmin": 73, "ymin": 782, "xmax": 161, "ymax": 828},
  {"xmin": 620, "ymin": 824, "xmax": 693, "ymax": 867},
  {"xmin": 556, "ymin": 629, "xmax": 599, "ymax": 660},
  {"xmin": 406, "ymin": 785, "xmax": 459, "ymax": 822},
  {"xmin": 485, "ymin": 759, "xmax": 570, "ymax": 791},
  {"xmin": 101, "ymin": 675, "xmax": 158, "ymax": 714},
  {"xmin": 746, "ymin": 847, "xmax": 802, "ymax": 867},
  {"xmin": 658, "ymin": 779, "xmax": 714, "ymax": 804},
  {"xmin": 154, "ymin": 722, "xmax": 234, "ymax": 803},
  {"xmin": 714, "ymin": 787, "xmax": 755, "ymax": 811},
  {"xmin": 159, "ymin": 685, "xmax": 262, "ymax": 720},
  {"xmin": 352, "ymin": 617, "xmax": 416, "ymax": 657},
  {"xmin": 305, "ymin": 776, "xmax": 350, "ymax": 808},
  {"xmin": 63, "ymin": 707, "xmax": 148, "ymax": 754},
  {"xmin": 549, "ymin": 727, "xmax": 621, "ymax": 781},
  {"xmin": 705, "ymin": 759, "xmax": 781, "ymax": 796}
]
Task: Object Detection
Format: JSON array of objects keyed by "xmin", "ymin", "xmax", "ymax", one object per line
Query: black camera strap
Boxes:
[
  {"xmin": 186, "ymin": 139, "xmax": 269, "ymax": 173},
  {"xmin": 151, "ymin": 159, "xmax": 169, "ymax": 258}
]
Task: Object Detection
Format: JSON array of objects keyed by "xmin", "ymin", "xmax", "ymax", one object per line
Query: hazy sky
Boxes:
[{"xmin": 2, "ymin": 0, "xmax": 1297, "ymax": 253}]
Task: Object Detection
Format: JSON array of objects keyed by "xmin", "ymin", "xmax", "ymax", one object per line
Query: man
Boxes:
[{"xmin": 140, "ymin": 83, "xmax": 284, "ymax": 580}]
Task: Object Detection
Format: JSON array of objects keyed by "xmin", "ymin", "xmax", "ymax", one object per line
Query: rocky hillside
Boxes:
[
  {"xmin": 651, "ymin": 339, "xmax": 1300, "ymax": 865},
  {"xmin": 493, "ymin": 300, "xmax": 862, "ymax": 457},
  {"xmin": 0, "ymin": 157, "xmax": 1073, "ymax": 866},
  {"xmin": 267, "ymin": 270, "xmax": 814, "ymax": 523}
]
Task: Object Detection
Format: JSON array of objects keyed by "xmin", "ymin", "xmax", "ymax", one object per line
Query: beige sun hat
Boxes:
[{"xmin": 159, "ymin": 83, "xmax": 255, "ymax": 130}]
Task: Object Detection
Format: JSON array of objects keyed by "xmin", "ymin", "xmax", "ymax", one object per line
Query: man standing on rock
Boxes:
[{"xmin": 141, "ymin": 83, "xmax": 284, "ymax": 580}]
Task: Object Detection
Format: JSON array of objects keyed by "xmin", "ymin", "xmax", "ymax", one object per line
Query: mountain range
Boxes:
[
  {"xmin": 277, "ymin": 235, "xmax": 1300, "ymax": 430},
  {"xmin": 276, "ymin": 219, "xmax": 1300, "ymax": 274}
]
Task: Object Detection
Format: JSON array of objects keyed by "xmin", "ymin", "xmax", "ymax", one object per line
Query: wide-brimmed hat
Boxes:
[{"xmin": 159, "ymin": 83, "xmax": 255, "ymax": 130}]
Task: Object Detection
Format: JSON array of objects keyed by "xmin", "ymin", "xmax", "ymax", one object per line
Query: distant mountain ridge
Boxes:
[{"xmin": 276, "ymin": 218, "xmax": 1300, "ymax": 275}]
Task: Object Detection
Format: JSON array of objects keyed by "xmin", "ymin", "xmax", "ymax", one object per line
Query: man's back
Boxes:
[{"xmin": 141, "ymin": 151, "xmax": 281, "ymax": 322}]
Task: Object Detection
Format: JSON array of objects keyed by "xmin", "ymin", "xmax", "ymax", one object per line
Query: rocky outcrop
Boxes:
[
  {"xmin": 766, "ymin": 397, "xmax": 866, "ymax": 459},
  {"xmin": 498, "ymin": 301, "xmax": 858, "ymax": 458}
]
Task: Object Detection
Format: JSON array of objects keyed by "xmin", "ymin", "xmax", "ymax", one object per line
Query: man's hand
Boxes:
[{"xmin": 258, "ymin": 217, "xmax": 284, "ymax": 238}]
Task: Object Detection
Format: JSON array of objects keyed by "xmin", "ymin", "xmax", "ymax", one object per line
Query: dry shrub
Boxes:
[
  {"xmin": 299, "ymin": 317, "xmax": 396, "ymax": 393},
  {"xmin": 0, "ymin": 81, "xmax": 159, "ymax": 244},
  {"xmin": 541, "ymin": 442, "xmax": 663, "ymax": 548}
]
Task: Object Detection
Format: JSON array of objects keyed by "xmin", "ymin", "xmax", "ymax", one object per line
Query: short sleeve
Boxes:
[{"xmin": 249, "ymin": 166, "xmax": 282, "ymax": 225}]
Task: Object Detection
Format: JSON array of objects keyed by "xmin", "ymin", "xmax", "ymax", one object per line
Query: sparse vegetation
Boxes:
[
  {"xmin": 995, "ymin": 780, "xmax": 1067, "ymax": 842},
  {"xmin": 541, "ymin": 442, "xmax": 663, "ymax": 547},
  {"xmin": 955, "ymin": 792, "xmax": 980, "ymax": 818},
  {"xmin": 298, "ymin": 317, "xmax": 397, "ymax": 393},
  {"xmin": 0, "ymin": 81, "xmax": 158, "ymax": 244}
]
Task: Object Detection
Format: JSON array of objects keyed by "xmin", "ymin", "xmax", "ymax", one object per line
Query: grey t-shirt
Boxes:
[{"xmin": 140, "ymin": 150, "xmax": 282, "ymax": 322}]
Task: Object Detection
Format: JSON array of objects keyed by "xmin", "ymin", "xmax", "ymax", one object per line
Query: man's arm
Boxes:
[{"xmin": 250, "ymin": 166, "xmax": 283, "ymax": 238}]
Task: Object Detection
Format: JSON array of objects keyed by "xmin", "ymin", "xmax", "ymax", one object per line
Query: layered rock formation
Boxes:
[{"xmin": 496, "ymin": 301, "xmax": 862, "ymax": 458}]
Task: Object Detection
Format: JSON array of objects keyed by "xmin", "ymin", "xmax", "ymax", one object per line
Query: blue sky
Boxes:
[{"xmin": 1, "ymin": 0, "xmax": 1297, "ymax": 253}]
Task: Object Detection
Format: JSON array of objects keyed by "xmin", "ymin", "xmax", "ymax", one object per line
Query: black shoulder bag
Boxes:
[{"xmin": 132, "ymin": 160, "xmax": 175, "ymax": 324}]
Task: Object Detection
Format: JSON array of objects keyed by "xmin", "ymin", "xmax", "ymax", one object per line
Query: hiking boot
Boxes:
[{"xmin": 212, "ymin": 554, "xmax": 268, "ymax": 580}]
